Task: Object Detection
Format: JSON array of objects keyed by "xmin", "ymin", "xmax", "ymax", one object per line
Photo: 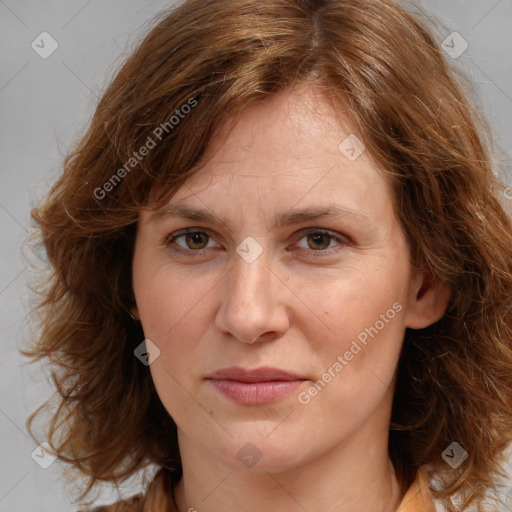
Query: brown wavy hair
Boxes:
[{"xmin": 23, "ymin": 0, "xmax": 512, "ymax": 510}]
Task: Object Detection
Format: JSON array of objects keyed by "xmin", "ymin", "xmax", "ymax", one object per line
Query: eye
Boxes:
[
  {"xmin": 164, "ymin": 227, "xmax": 348, "ymax": 257},
  {"xmin": 293, "ymin": 229, "xmax": 348, "ymax": 256},
  {"xmin": 165, "ymin": 228, "xmax": 219, "ymax": 254}
]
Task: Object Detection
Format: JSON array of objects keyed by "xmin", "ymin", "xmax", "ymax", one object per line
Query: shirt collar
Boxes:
[{"xmin": 396, "ymin": 468, "xmax": 436, "ymax": 512}]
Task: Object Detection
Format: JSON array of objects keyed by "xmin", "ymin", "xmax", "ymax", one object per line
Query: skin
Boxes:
[{"xmin": 131, "ymin": 85, "xmax": 450, "ymax": 512}]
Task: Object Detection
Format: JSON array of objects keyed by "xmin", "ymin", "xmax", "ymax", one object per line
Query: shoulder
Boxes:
[
  {"xmin": 76, "ymin": 468, "xmax": 179, "ymax": 512},
  {"xmin": 397, "ymin": 466, "xmax": 439, "ymax": 512},
  {"xmin": 78, "ymin": 494, "xmax": 144, "ymax": 512}
]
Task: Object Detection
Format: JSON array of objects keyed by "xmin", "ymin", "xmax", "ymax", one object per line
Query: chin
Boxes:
[{"xmin": 213, "ymin": 433, "xmax": 308, "ymax": 473}]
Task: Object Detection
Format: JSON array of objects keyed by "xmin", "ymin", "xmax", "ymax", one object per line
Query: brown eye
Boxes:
[
  {"xmin": 185, "ymin": 232, "xmax": 209, "ymax": 250},
  {"xmin": 293, "ymin": 229, "xmax": 348, "ymax": 257},
  {"xmin": 165, "ymin": 229, "xmax": 217, "ymax": 253},
  {"xmin": 306, "ymin": 233, "xmax": 332, "ymax": 250}
]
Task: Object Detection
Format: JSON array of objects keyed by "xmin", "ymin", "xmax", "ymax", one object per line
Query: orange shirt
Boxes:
[
  {"xmin": 85, "ymin": 467, "xmax": 437, "ymax": 512},
  {"xmin": 397, "ymin": 468, "xmax": 437, "ymax": 512}
]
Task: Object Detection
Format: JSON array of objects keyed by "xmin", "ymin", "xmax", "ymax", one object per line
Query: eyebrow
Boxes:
[{"xmin": 148, "ymin": 203, "xmax": 373, "ymax": 229}]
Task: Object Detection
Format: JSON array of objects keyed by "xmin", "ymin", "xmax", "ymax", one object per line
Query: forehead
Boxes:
[
  {"xmin": 147, "ymin": 85, "xmax": 395, "ymax": 228},
  {"xmin": 198, "ymin": 85, "xmax": 367, "ymax": 173}
]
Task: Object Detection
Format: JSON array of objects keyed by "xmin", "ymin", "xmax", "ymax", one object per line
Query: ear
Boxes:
[
  {"xmin": 404, "ymin": 267, "xmax": 451, "ymax": 329},
  {"xmin": 129, "ymin": 306, "xmax": 140, "ymax": 321}
]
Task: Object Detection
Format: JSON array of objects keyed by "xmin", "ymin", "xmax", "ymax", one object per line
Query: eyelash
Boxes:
[{"xmin": 163, "ymin": 227, "xmax": 349, "ymax": 258}]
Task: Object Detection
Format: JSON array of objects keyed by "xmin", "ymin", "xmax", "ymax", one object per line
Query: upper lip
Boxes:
[{"xmin": 207, "ymin": 366, "xmax": 305, "ymax": 383}]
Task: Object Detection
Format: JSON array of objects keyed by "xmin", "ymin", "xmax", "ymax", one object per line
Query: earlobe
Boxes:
[
  {"xmin": 405, "ymin": 269, "xmax": 452, "ymax": 329},
  {"xmin": 129, "ymin": 306, "xmax": 140, "ymax": 322}
]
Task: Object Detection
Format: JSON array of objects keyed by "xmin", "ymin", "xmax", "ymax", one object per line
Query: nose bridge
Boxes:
[
  {"xmin": 232, "ymin": 248, "xmax": 272, "ymax": 303},
  {"xmin": 216, "ymin": 243, "xmax": 288, "ymax": 343}
]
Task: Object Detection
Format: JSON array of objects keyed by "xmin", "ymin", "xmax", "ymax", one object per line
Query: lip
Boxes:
[
  {"xmin": 206, "ymin": 366, "xmax": 307, "ymax": 405},
  {"xmin": 207, "ymin": 366, "xmax": 304, "ymax": 382}
]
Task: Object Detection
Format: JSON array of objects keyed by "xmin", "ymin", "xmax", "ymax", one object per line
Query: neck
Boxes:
[{"xmin": 173, "ymin": 428, "xmax": 405, "ymax": 512}]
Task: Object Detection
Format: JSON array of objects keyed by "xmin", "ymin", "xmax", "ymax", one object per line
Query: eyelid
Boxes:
[
  {"xmin": 164, "ymin": 227, "xmax": 221, "ymax": 248},
  {"xmin": 291, "ymin": 227, "xmax": 350, "ymax": 255},
  {"xmin": 294, "ymin": 227, "xmax": 349, "ymax": 243},
  {"xmin": 164, "ymin": 226, "xmax": 350, "ymax": 256}
]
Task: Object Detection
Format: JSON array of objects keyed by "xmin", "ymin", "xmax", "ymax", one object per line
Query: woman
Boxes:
[{"xmin": 24, "ymin": 0, "xmax": 512, "ymax": 511}]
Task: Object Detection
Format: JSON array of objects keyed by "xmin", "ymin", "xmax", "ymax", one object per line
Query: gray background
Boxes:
[{"xmin": 1, "ymin": 1, "xmax": 511, "ymax": 510}]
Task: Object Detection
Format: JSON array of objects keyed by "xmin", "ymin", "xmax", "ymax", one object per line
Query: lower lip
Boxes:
[{"xmin": 208, "ymin": 379, "xmax": 305, "ymax": 405}]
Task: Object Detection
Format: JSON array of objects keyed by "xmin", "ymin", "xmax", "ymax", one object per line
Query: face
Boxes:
[{"xmin": 131, "ymin": 85, "xmax": 436, "ymax": 473}]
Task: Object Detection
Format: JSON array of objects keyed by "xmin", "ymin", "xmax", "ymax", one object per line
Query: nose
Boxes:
[{"xmin": 214, "ymin": 248, "xmax": 290, "ymax": 344}]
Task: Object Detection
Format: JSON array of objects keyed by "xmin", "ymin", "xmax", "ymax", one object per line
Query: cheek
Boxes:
[
  {"xmin": 298, "ymin": 296, "xmax": 405, "ymax": 427},
  {"xmin": 293, "ymin": 264, "xmax": 408, "ymax": 415},
  {"xmin": 297, "ymin": 266, "xmax": 408, "ymax": 350},
  {"xmin": 142, "ymin": 292, "xmax": 210, "ymax": 423},
  {"xmin": 134, "ymin": 264, "xmax": 215, "ymax": 377},
  {"xmin": 134, "ymin": 262, "xmax": 216, "ymax": 341},
  {"xmin": 149, "ymin": 361, "xmax": 201, "ymax": 430}
]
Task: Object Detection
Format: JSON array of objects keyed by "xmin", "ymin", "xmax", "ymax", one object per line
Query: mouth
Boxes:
[{"xmin": 205, "ymin": 366, "xmax": 308, "ymax": 405}]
